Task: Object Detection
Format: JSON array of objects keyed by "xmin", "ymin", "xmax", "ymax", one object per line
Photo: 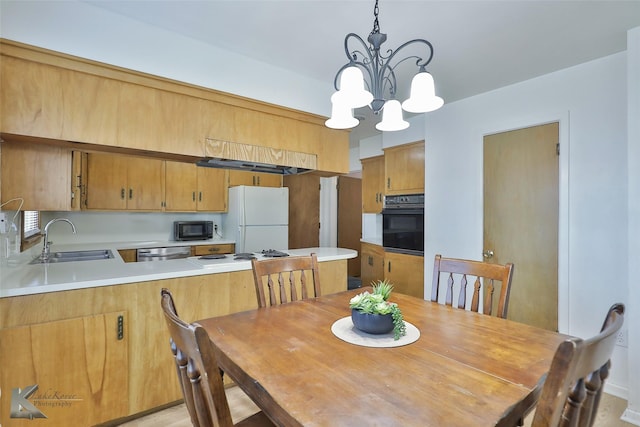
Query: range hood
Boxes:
[{"xmin": 196, "ymin": 157, "xmax": 311, "ymax": 175}]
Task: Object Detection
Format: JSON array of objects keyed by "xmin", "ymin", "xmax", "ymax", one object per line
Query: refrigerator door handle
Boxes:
[{"xmin": 239, "ymin": 226, "xmax": 246, "ymax": 253}]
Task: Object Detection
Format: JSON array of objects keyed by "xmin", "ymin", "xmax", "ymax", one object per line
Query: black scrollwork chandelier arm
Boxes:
[{"xmin": 332, "ymin": 1, "xmax": 435, "ymax": 114}]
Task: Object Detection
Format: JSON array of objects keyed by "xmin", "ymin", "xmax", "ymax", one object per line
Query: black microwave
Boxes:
[{"xmin": 174, "ymin": 221, "xmax": 213, "ymax": 241}]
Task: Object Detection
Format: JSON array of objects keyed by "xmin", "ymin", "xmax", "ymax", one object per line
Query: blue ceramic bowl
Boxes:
[{"xmin": 351, "ymin": 309, "xmax": 394, "ymax": 334}]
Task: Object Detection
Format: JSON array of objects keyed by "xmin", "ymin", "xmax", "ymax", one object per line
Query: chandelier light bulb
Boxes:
[
  {"xmin": 325, "ymin": 98, "xmax": 359, "ymax": 129},
  {"xmin": 333, "ymin": 66, "xmax": 373, "ymax": 109},
  {"xmin": 375, "ymin": 100, "xmax": 409, "ymax": 131},
  {"xmin": 402, "ymin": 71, "xmax": 444, "ymax": 113}
]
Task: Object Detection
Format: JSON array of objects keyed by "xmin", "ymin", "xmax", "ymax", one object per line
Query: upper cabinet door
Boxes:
[
  {"xmin": 384, "ymin": 141, "xmax": 425, "ymax": 195},
  {"xmin": 228, "ymin": 170, "xmax": 282, "ymax": 188},
  {"xmin": 361, "ymin": 156, "xmax": 385, "ymax": 213},
  {"xmin": 0, "ymin": 57, "xmax": 65, "ymax": 138},
  {"xmin": 126, "ymin": 156, "xmax": 164, "ymax": 211},
  {"xmin": 1, "ymin": 139, "xmax": 73, "ymax": 211},
  {"xmin": 197, "ymin": 167, "xmax": 228, "ymax": 212},
  {"xmin": 85, "ymin": 153, "xmax": 129, "ymax": 210},
  {"xmin": 165, "ymin": 161, "xmax": 198, "ymax": 211},
  {"xmin": 84, "ymin": 153, "xmax": 163, "ymax": 211}
]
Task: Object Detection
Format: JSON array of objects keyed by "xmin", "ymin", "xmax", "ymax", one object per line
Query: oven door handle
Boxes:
[{"xmin": 381, "ymin": 208, "xmax": 424, "ymax": 215}]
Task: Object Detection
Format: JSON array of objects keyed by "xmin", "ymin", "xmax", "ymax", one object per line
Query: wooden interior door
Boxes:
[
  {"xmin": 283, "ymin": 174, "xmax": 320, "ymax": 249},
  {"xmin": 338, "ymin": 176, "xmax": 362, "ymax": 277},
  {"xmin": 483, "ymin": 123, "xmax": 559, "ymax": 331}
]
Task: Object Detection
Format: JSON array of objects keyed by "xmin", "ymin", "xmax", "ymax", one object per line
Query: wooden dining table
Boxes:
[{"xmin": 196, "ymin": 289, "xmax": 571, "ymax": 427}]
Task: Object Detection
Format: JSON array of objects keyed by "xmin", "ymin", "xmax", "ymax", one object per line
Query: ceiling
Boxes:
[{"xmin": 83, "ymin": 0, "xmax": 640, "ymax": 140}]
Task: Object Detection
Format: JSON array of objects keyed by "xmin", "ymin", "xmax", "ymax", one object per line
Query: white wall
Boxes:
[
  {"xmin": 423, "ymin": 50, "xmax": 634, "ymax": 410},
  {"xmin": 624, "ymin": 26, "xmax": 640, "ymax": 425},
  {"xmin": 40, "ymin": 212, "xmax": 223, "ymax": 245}
]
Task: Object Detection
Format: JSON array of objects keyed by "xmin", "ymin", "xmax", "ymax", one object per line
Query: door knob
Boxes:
[{"xmin": 482, "ymin": 250, "xmax": 494, "ymax": 259}]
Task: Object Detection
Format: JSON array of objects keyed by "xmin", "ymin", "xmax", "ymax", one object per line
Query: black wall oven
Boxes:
[{"xmin": 382, "ymin": 194, "xmax": 424, "ymax": 256}]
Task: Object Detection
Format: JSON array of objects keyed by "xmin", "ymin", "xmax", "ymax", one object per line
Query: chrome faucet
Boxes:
[{"xmin": 41, "ymin": 218, "xmax": 77, "ymax": 261}]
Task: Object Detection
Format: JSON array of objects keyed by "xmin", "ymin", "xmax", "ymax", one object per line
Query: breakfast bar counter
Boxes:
[{"xmin": 0, "ymin": 246, "xmax": 356, "ymax": 426}]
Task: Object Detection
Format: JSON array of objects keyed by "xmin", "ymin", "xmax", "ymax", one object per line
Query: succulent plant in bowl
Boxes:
[{"xmin": 349, "ymin": 279, "xmax": 407, "ymax": 340}]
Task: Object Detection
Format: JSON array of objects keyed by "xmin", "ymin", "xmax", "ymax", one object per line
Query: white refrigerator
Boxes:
[{"xmin": 223, "ymin": 185, "xmax": 289, "ymax": 253}]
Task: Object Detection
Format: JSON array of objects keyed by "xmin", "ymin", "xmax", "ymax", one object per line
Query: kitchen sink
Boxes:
[{"xmin": 30, "ymin": 249, "xmax": 114, "ymax": 264}]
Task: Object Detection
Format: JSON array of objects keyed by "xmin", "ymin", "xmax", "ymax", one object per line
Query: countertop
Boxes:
[{"xmin": 0, "ymin": 242, "xmax": 357, "ymax": 298}]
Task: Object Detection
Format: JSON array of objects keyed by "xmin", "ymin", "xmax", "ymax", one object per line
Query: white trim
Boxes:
[{"xmin": 622, "ymin": 409, "xmax": 640, "ymax": 426}]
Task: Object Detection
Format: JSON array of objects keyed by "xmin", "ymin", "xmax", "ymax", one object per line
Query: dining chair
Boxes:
[
  {"xmin": 160, "ymin": 288, "xmax": 274, "ymax": 427},
  {"xmin": 251, "ymin": 253, "xmax": 321, "ymax": 307},
  {"xmin": 431, "ymin": 254, "xmax": 514, "ymax": 318},
  {"xmin": 528, "ymin": 303, "xmax": 625, "ymax": 427}
]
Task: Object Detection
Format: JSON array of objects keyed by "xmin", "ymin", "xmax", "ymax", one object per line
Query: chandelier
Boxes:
[{"xmin": 326, "ymin": 0, "xmax": 444, "ymax": 132}]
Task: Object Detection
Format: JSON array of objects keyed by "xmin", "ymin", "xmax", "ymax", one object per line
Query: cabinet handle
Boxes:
[
  {"xmin": 192, "ymin": 192, "xmax": 196, "ymax": 201},
  {"xmin": 252, "ymin": 176, "xmax": 256, "ymax": 186},
  {"xmin": 375, "ymin": 193, "xmax": 378, "ymax": 203},
  {"xmin": 388, "ymin": 261, "xmax": 391, "ymax": 273},
  {"xmin": 387, "ymin": 178, "xmax": 391, "ymax": 189},
  {"xmin": 129, "ymin": 188, "xmax": 133, "ymax": 199},
  {"xmin": 368, "ymin": 256, "xmax": 373, "ymax": 266},
  {"xmin": 209, "ymin": 247, "xmax": 220, "ymax": 253},
  {"xmin": 256, "ymin": 176, "xmax": 260, "ymax": 186},
  {"xmin": 199, "ymin": 192, "xmax": 202, "ymax": 202},
  {"xmin": 117, "ymin": 315, "xmax": 124, "ymax": 340},
  {"xmin": 121, "ymin": 188, "xmax": 125, "ymax": 199}
]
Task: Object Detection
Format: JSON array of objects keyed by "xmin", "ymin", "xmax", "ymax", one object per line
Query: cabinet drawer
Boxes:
[{"xmin": 192, "ymin": 244, "xmax": 235, "ymax": 256}]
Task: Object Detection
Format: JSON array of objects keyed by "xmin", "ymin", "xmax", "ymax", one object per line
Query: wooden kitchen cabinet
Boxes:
[
  {"xmin": 228, "ymin": 170, "xmax": 282, "ymax": 187},
  {"xmin": 384, "ymin": 251, "xmax": 425, "ymax": 298},
  {"xmin": 0, "ymin": 311, "xmax": 129, "ymax": 426},
  {"xmin": 117, "ymin": 80, "xmax": 202, "ymax": 155},
  {"xmin": 192, "ymin": 243, "xmax": 235, "ymax": 256},
  {"xmin": 361, "ymin": 242, "xmax": 384, "ymax": 287},
  {"xmin": 384, "ymin": 141, "xmax": 425, "ymax": 195},
  {"xmin": 1, "ymin": 40, "xmax": 350, "ymax": 174},
  {"xmin": 0, "ymin": 139, "xmax": 74, "ymax": 211},
  {"xmin": 361, "ymin": 155, "xmax": 385, "ymax": 213},
  {"xmin": 84, "ymin": 152, "xmax": 164, "ymax": 211},
  {"xmin": 165, "ymin": 161, "xmax": 198, "ymax": 211},
  {"xmin": 196, "ymin": 167, "xmax": 228, "ymax": 212},
  {"xmin": 164, "ymin": 161, "xmax": 229, "ymax": 212}
]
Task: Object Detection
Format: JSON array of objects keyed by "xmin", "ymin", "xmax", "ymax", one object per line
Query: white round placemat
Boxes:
[{"xmin": 331, "ymin": 316, "xmax": 420, "ymax": 348}]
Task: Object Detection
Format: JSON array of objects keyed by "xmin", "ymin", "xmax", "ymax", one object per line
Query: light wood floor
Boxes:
[
  {"xmin": 117, "ymin": 387, "xmax": 633, "ymax": 426},
  {"xmin": 116, "ymin": 386, "xmax": 260, "ymax": 426}
]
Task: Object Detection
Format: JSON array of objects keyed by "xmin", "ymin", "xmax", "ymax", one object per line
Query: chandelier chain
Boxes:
[{"xmin": 372, "ymin": 0, "xmax": 380, "ymax": 35}]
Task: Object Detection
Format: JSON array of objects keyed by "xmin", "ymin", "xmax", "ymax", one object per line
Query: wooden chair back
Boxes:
[
  {"xmin": 160, "ymin": 288, "xmax": 273, "ymax": 427},
  {"xmin": 530, "ymin": 303, "xmax": 625, "ymax": 427},
  {"xmin": 251, "ymin": 253, "xmax": 321, "ymax": 308},
  {"xmin": 431, "ymin": 254, "xmax": 514, "ymax": 318}
]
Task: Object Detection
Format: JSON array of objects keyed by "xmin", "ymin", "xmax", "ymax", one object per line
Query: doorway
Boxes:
[{"xmin": 483, "ymin": 122, "xmax": 559, "ymax": 331}]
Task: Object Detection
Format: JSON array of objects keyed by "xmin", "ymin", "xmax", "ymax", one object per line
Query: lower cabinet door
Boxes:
[
  {"xmin": 384, "ymin": 252, "xmax": 425, "ymax": 298},
  {"xmin": 0, "ymin": 311, "xmax": 129, "ymax": 427}
]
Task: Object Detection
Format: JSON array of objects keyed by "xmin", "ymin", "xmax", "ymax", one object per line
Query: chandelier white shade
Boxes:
[
  {"xmin": 402, "ymin": 70, "xmax": 444, "ymax": 113},
  {"xmin": 325, "ymin": 97, "xmax": 359, "ymax": 129},
  {"xmin": 331, "ymin": 66, "xmax": 373, "ymax": 109},
  {"xmin": 375, "ymin": 100, "xmax": 409, "ymax": 131},
  {"xmin": 326, "ymin": 0, "xmax": 444, "ymax": 132}
]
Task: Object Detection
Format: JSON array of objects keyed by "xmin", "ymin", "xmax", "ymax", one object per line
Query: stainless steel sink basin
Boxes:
[{"xmin": 30, "ymin": 249, "xmax": 114, "ymax": 264}]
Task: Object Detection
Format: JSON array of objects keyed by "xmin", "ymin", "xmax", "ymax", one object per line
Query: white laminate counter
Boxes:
[{"xmin": 0, "ymin": 244, "xmax": 357, "ymax": 298}]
